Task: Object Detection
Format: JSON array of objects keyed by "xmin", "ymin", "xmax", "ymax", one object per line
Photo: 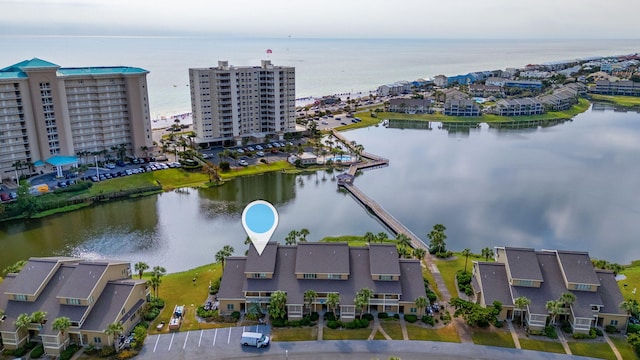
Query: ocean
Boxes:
[{"xmin": 2, "ymin": 36, "xmax": 639, "ymax": 118}]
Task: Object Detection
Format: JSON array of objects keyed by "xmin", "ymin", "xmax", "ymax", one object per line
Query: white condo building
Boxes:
[
  {"xmin": 189, "ymin": 60, "xmax": 295, "ymax": 146},
  {"xmin": 0, "ymin": 58, "xmax": 152, "ymax": 182}
]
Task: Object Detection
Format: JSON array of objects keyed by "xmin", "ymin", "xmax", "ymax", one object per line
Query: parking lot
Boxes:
[{"xmin": 141, "ymin": 325, "xmax": 271, "ymax": 359}]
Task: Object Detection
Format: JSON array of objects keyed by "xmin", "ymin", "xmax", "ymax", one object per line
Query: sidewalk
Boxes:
[{"xmin": 368, "ymin": 315, "xmax": 391, "ymax": 340}]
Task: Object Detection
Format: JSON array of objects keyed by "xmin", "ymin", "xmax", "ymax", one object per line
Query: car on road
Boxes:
[
  {"xmin": 105, "ymin": 163, "xmax": 116, "ymax": 169},
  {"xmin": 238, "ymin": 159, "xmax": 249, "ymax": 167},
  {"xmin": 240, "ymin": 332, "xmax": 270, "ymax": 348}
]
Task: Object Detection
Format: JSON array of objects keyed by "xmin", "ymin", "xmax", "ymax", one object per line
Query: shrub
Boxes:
[
  {"xmin": 143, "ymin": 307, "xmax": 160, "ymax": 321},
  {"xmin": 327, "ymin": 320, "xmax": 339, "ymax": 329},
  {"xmin": 219, "ymin": 162, "xmax": 231, "ymax": 171},
  {"xmin": 310, "ymin": 312, "xmax": 319, "ymax": 321},
  {"xmin": 573, "ymin": 332, "xmax": 596, "ymax": 339},
  {"xmin": 196, "ymin": 305, "xmax": 217, "ymax": 319},
  {"xmin": 592, "ymin": 327, "xmax": 603, "ymax": 336},
  {"xmin": 149, "ymin": 297, "xmax": 165, "ymax": 309},
  {"xmin": 60, "ymin": 344, "xmax": 81, "ymax": 360},
  {"xmin": 231, "ymin": 311, "xmax": 241, "ymax": 321},
  {"xmin": 404, "ymin": 314, "xmax": 418, "ymax": 323},
  {"xmin": 271, "ymin": 318, "xmax": 286, "ymax": 327},
  {"xmin": 426, "ymin": 289, "xmax": 437, "ymax": 303},
  {"xmin": 362, "ymin": 313, "xmax": 374, "ymax": 321},
  {"xmin": 627, "ymin": 323, "xmax": 640, "ymax": 335},
  {"xmin": 456, "ymin": 271, "xmax": 472, "ymax": 290},
  {"xmin": 377, "ymin": 312, "xmax": 389, "ymax": 319},
  {"xmin": 30, "ymin": 344, "xmax": 44, "ymax": 358},
  {"xmin": 560, "ymin": 320, "xmax": 573, "ymax": 334},
  {"xmin": 99, "ymin": 347, "xmax": 116, "ymax": 357},
  {"xmin": 359, "ymin": 318, "xmax": 370, "ymax": 328},
  {"xmin": 493, "ymin": 319, "xmax": 503, "ymax": 328},
  {"xmin": 422, "ymin": 315, "xmax": 435, "ymax": 326},
  {"xmin": 324, "ymin": 312, "xmax": 337, "ymax": 321},
  {"xmin": 210, "ymin": 277, "xmax": 221, "ymax": 294},
  {"xmin": 605, "ymin": 324, "xmax": 618, "ymax": 334},
  {"xmin": 116, "ymin": 349, "xmax": 138, "ymax": 360},
  {"xmin": 393, "ymin": 313, "xmax": 400, "ymax": 319},
  {"xmin": 543, "ymin": 326, "xmax": 557, "ymax": 339}
]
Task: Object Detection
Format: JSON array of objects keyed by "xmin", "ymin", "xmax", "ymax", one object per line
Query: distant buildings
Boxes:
[
  {"xmin": 218, "ymin": 242, "xmax": 425, "ymax": 319},
  {"xmin": 387, "ymin": 98, "xmax": 432, "ymax": 114},
  {"xmin": 0, "ymin": 58, "xmax": 152, "ymax": 182},
  {"xmin": 472, "ymin": 248, "xmax": 628, "ymax": 334},
  {"xmin": 377, "ymin": 81, "xmax": 411, "ymax": 97},
  {"xmin": 494, "ymin": 98, "xmax": 543, "ymax": 116},
  {"xmin": 0, "ymin": 257, "xmax": 147, "ymax": 356},
  {"xmin": 443, "ymin": 98, "xmax": 480, "ymax": 117},
  {"xmin": 189, "ymin": 60, "xmax": 296, "ymax": 147},
  {"xmin": 593, "ymin": 80, "xmax": 640, "ymax": 96}
]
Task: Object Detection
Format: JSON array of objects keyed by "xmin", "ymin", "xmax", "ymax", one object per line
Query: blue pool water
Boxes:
[{"xmin": 327, "ymin": 155, "xmax": 353, "ymax": 163}]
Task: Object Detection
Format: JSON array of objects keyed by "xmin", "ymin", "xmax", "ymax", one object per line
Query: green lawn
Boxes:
[
  {"xmin": 147, "ymin": 262, "xmax": 226, "ymax": 333},
  {"xmin": 379, "ymin": 319, "xmax": 404, "ymax": 340},
  {"xmin": 435, "ymin": 253, "xmax": 488, "ymax": 298},
  {"xmin": 271, "ymin": 327, "xmax": 317, "ymax": 341},
  {"xmin": 373, "ymin": 330, "xmax": 386, "ymax": 340},
  {"xmin": 423, "ymin": 267, "xmax": 442, "ymax": 300},
  {"xmin": 619, "ymin": 260, "xmax": 640, "ymax": 303},
  {"xmin": 405, "ymin": 323, "xmax": 461, "ymax": 342},
  {"xmin": 609, "ymin": 336, "xmax": 640, "ymax": 360},
  {"xmin": 590, "ymin": 94, "xmax": 640, "ymax": 107},
  {"xmin": 568, "ymin": 341, "xmax": 616, "ymax": 360},
  {"xmin": 320, "ymin": 235, "xmax": 396, "ymax": 247},
  {"xmin": 220, "ymin": 160, "xmax": 294, "ymax": 180},
  {"xmin": 323, "ymin": 327, "xmax": 372, "ymax": 340},
  {"xmin": 470, "ymin": 329, "xmax": 515, "ymax": 348},
  {"xmin": 519, "ymin": 338, "xmax": 565, "ymax": 354}
]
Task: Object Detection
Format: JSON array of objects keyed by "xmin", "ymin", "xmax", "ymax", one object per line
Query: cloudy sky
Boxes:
[{"xmin": 3, "ymin": 0, "xmax": 640, "ymax": 38}]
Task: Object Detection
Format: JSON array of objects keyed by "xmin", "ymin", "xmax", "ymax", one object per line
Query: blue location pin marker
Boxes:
[{"xmin": 242, "ymin": 200, "xmax": 279, "ymax": 255}]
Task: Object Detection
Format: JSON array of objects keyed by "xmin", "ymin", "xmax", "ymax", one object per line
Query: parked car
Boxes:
[
  {"xmin": 0, "ymin": 193, "xmax": 10, "ymax": 201},
  {"xmin": 238, "ymin": 159, "xmax": 249, "ymax": 167},
  {"xmin": 240, "ymin": 332, "xmax": 270, "ymax": 348},
  {"xmin": 247, "ymin": 146, "xmax": 255, "ymax": 152},
  {"xmin": 256, "ymin": 151, "xmax": 265, "ymax": 157},
  {"xmin": 255, "ymin": 145, "xmax": 263, "ymax": 150},
  {"xmin": 10, "ymin": 192, "xmax": 17, "ymax": 199}
]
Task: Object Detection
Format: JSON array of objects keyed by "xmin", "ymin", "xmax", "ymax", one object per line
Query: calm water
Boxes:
[
  {"xmin": 2, "ymin": 105, "xmax": 639, "ymax": 271},
  {"xmin": 2, "ymin": 36, "xmax": 640, "ymax": 116}
]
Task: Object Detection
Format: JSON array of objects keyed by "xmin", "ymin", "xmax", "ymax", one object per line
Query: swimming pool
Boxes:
[{"xmin": 325, "ymin": 155, "xmax": 352, "ymax": 163}]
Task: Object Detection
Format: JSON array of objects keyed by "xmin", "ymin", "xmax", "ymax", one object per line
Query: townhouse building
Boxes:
[
  {"xmin": 494, "ymin": 98, "xmax": 544, "ymax": 116},
  {"xmin": 443, "ymin": 98, "xmax": 480, "ymax": 116},
  {"xmin": 387, "ymin": 98, "xmax": 432, "ymax": 114},
  {"xmin": 0, "ymin": 257, "xmax": 148, "ymax": 356},
  {"xmin": 593, "ymin": 80, "xmax": 640, "ymax": 97},
  {"xmin": 471, "ymin": 247, "xmax": 628, "ymax": 334},
  {"xmin": 218, "ymin": 243, "xmax": 425, "ymax": 319}
]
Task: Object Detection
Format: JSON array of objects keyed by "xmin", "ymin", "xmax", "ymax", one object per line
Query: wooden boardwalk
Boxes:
[{"xmin": 341, "ymin": 182, "xmax": 428, "ymax": 251}]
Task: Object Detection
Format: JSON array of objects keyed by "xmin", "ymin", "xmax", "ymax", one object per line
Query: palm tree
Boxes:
[
  {"xmin": 364, "ymin": 231, "xmax": 376, "ymax": 244},
  {"xmin": 303, "ymin": 289, "xmax": 318, "ymax": 314},
  {"xmin": 147, "ymin": 276, "xmax": 161, "ymax": 299},
  {"xmin": 415, "ymin": 296, "xmax": 429, "ymax": 317},
  {"xmin": 150, "ymin": 266, "xmax": 166, "ymax": 298},
  {"xmin": 558, "ymin": 292, "xmax": 576, "ymax": 310},
  {"xmin": 285, "ymin": 230, "xmax": 299, "ymax": 245},
  {"xmin": 481, "ymin": 247, "xmax": 494, "ymax": 261},
  {"xmin": 413, "ymin": 247, "xmax": 426, "ymax": 260},
  {"xmin": 396, "ymin": 233, "xmax": 412, "ymax": 249},
  {"xmin": 29, "ymin": 311, "xmax": 47, "ymax": 327},
  {"xmin": 203, "ymin": 163, "xmax": 221, "ymax": 183},
  {"xmin": 134, "ymin": 261, "xmax": 149, "ymax": 279},
  {"xmin": 268, "ymin": 290, "xmax": 288, "ymax": 321},
  {"xmin": 427, "ymin": 224, "xmax": 447, "ymax": 253},
  {"xmin": 355, "ymin": 288, "xmax": 374, "ymax": 316},
  {"xmin": 514, "ymin": 296, "xmax": 531, "ymax": 325},
  {"xmin": 14, "ymin": 313, "xmax": 30, "ymax": 343},
  {"xmin": 105, "ymin": 322, "xmax": 124, "ymax": 353},
  {"xmin": 620, "ymin": 299, "xmax": 640, "ymax": 317},
  {"xmin": 326, "ymin": 292, "xmax": 340, "ymax": 314},
  {"xmin": 546, "ymin": 300, "xmax": 562, "ymax": 325},
  {"xmin": 397, "ymin": 245, "xmax": 411, "ymax": 259},
  {"xmin": 298, "ymin": 228, "xmax": 310, "ymax": 242},
  {"xmin": 52, "ymin": 316, "xmax": 71, "ymax": 339},
  {"xmin": 461, "ymin": 248, "xmax": 472, "ymax": 273},
  {"xmin": 376, "ymin": 232, "xmax": 388, "ymax": 243}
]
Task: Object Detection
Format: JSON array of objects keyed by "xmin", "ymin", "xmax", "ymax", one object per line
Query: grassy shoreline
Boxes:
[{"xmin": 590, "ymin": 94, "xmax": 640, "ymax": 107}]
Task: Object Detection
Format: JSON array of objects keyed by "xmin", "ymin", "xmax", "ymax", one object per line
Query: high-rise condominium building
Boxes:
[
  {"xmin": 0, "ymin": 58, "xmax": 152, "ymax": 182},
  {"xmin": 189, "ymin": 60, "xmax": 295, "ymax": 146}
]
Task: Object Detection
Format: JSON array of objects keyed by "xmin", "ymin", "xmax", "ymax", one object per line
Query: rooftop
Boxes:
[{"xmin": 0, "ymin": 58, "xmax": 148, "ymax": 80}]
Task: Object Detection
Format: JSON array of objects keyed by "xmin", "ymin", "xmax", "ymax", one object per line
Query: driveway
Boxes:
[{"xmin": 138, "ymin": 326, "xmax": 594, "ymax": 360}]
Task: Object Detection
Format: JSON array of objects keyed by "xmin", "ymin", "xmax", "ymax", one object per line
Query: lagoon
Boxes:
[{"xmin": 2, "ymin": 105, "xmax": 639, "ymax": 272}]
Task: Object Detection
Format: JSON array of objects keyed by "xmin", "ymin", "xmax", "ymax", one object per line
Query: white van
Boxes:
[{"xmin": 240, "ymin": 331, "xmax": 270, "ymax": 348}]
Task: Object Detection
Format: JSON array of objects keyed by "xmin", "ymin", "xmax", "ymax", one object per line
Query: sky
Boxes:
[{"xmin": 2, "ymin": 0, "xmax": 640, "ymax": 39}]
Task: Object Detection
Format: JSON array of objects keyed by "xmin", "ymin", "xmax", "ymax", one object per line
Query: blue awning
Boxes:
[{"xmin": 45, "ymin": 155, "xmax": 78, "ymax": 167}]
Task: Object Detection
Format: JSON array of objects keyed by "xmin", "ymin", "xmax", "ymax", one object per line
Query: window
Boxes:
[
  {"xmin": 610, "ymin": 320, "xmax": 618, "ymax": 326},
  {"xmin": 66, "ymin": 298, "xmax": 81, "ymax": 305},
  {"xmin": 378, "ymin": 275, "xmax": 393, "ymax": 281},
  {"xmin": 252, "ymin": 273, "xmax": 266, "ymax": 278},
  {"xmin": 410, "ymin": 307, "xmax": 417, "ymax": 313},
  {"xmin": 227, "ymin": 304, "xmax": 234, "ymax": 310},
  {"xmin": 303, "ymin": 273, "xmax": 317, "ymax": 279},
  {"xmin": 575, "ymin": 284, "xmax": 591, "ymax": 291},
  {"xmin": 517, "ymin": 279, "xmax": 534, "ymax": 287},
  {"xmin": 93, "ymin": 337, "xmax": 102, "ymax": 343},
  {"xmin": 328, "ymin": 274, "xmax": 341, "ymax": 280},
  {"xmin": 13, "ymin": 294, "xmax": 27, "ymax": 301}
]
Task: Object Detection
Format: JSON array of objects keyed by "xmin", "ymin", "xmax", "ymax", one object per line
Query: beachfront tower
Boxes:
[
  {"xmin": 0, "ymin": 58, "xmax": 152, "ymax": 183},
  {"xmin": 189, "ymin": 60, "xmax": 296, "ymax": 146}
]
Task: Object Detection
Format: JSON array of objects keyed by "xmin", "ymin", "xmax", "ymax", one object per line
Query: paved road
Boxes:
[{"xmin": 138, "ymin": 326, "xmax": 597, "ymax": 360}]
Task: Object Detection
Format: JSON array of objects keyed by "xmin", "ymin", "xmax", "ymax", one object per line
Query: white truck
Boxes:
[{"xmin": 240, "ymin": 331, "xmax": 270, "ymax": 348}]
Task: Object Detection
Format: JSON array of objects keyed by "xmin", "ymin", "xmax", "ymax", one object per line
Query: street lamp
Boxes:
[{"xmin": 94, "ymin": 155, "xmax": 99, "ymax": 178}]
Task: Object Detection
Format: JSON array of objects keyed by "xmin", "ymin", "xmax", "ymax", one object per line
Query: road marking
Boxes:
[
  {"xmin": 183, "ymin": 331, "xmax": 189, "ymax": 349},
  {"xmin": 198, "ymin": 330, "xmax": 203, "ymax": 347},
  {"xmin": 227, "ymin": 327, "xmax": 232, "ymax": 344},
  {"xmin": 168, "ymin": 333, "xmax": 175, "ymax": 351},
  {"xmin": 153, "ymin": 335, "xmax": 160, "ymax": 352},
  {"xmin": 213, "ymin": 329, "xmax": 217, "ymax": 346}
]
